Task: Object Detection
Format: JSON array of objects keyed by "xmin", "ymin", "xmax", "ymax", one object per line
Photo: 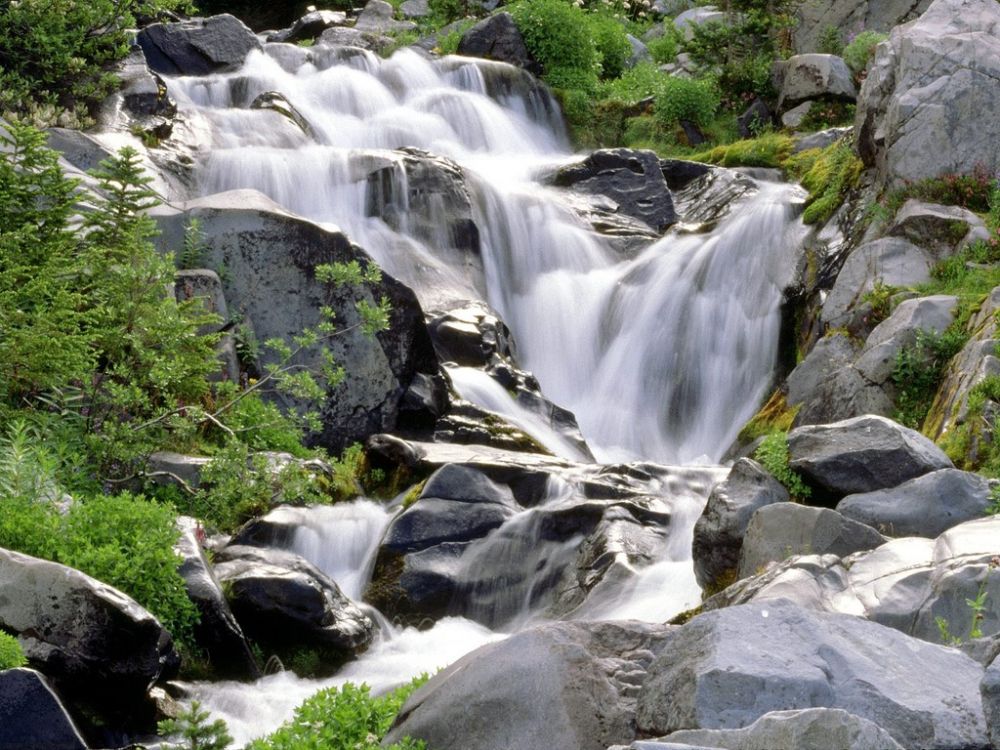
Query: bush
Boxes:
[
  {"xmin": 654, "ymin": 76, "xmax": 720, "ymax": 128},
  {"xmin": 508, "ymin": 0, "xmax": 599, "ymax": 80},
  {"xmin": 646, "ymin": 22, "xmax": 680, "ymax": 64},
  {"xmin": 586, "ymin": 13, "xmax": 631, "ymax": 79},
  {"xmin": 891, "ymin": 327, "xmax": 968, "ymax": 429},
  {"xmin": 816, "ymin": 25, "xmax": 844, "ymax": 55},
  {"xmin": 843, "ymin": 30, "xmax": 887, "ymax": 76},
  {"xmin": 753, "ymin": 431, "xmax": 811, "ymax": 500},
  {"xmin": 0, "ymin": 631, "xmax": 27, "ymax": 671}
]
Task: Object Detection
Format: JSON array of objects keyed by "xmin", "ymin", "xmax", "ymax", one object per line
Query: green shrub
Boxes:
[
  {"xmin": 586, "ymin": 13, "xmax": 631, "ymax": 79},
  {"xmin": 246, "ymin": 676, "xmax": 429, "ymax": 750},
  {"xmin": 159, "ymin": 700, "xmax": 233, "ymax": 750},
  {"xmin": 428, "ymin": 0, "xmax": 479, "ymax": 23},
  {"xmin": 0, "ymin": 631, "xmax": 27, "ymax": 671},
  {"xmin": 753, "ymin": 431, "xmax": 812, "ymax": 500},
  {"xmin": 816, "ymin": 25, "xmax": 844, "ymax": 55},
  {"xmin": 891, "ymin": 327, "xmax": 968, "ymax": 430},
  {"xmin": 843, "ymin": 30, "xmax": 887, "ymax": 76},
  {"xmin": 689, "ymin": 132, "xmax": 793, "ymax": 168},
  {"xmin": 646, "ymin": 22, "xmax": 680, "ymax": 64},
  {"xmin": 508, "ymin": 0, "xmax": 599, "ymax": 80},
  {"xmin": 654, "ymin": 76, "xmax": 720, "ymax": 128}
]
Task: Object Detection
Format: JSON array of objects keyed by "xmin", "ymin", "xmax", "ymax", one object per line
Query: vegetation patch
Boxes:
[
  {"xmin": 787, "ymin": 141, "xmax": 864, "ymax": 225},
  {"xmin": 890, "ymin": 327, "xmax": 969, "ymax": 430},
  {"xmin": 753, "ymin": 431, "xmax": 811, "ymax": 501},
  {"xmin": 0, "ymin": 631, "xmax": 27, "ymax": 671},
  {"xmin": 738, "ymin": 390, "xmax": 800, "ymax": 444},
  {"xmin": 689, "ymin": 132, "xmax": 793, "ymax": 169}
]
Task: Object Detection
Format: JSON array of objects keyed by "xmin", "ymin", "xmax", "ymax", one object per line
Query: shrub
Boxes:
[
  {"xmin": 646, "ymin": 22, "xmax": 680, "ymax": 64},
  {"xmin": 0, "ymin": 631, "xmax": 27, "ymax": 671},
  {"xmin": 654, "ymin": 76, "xmax": 720, "ymax": 129},
  {"xmin": 428, "ymin": 0, "xmax": 479, "ymax": 23},
  {"xmin": 753, "ymin": 431, "xmax": 811, "ymax": 500},
  {"xmin": 159, "ymin": 700, "xmax": 233, "ymax": 750},
  {"xmin": 891, "ymin": 327, "xmax": 968, "ymax": 429},
  {"xmin": 508, "ymin": 0, "xmax": 599, "ymax": 80},
  {"xmin": 816, "ymin": 25, "xmax": 844, "ymax": 55},
  {"xmin": 586, "ymin": 13, "xmax": 632, "ymax": 79},
  {"xmin": 843, "ymin": 30, "xmax": 887, "ymax": 76}
]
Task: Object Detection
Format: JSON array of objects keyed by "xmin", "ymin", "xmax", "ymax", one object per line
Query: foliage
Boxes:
[
  {"xmin": 890, "ymin": 327, "xmax": 968, "ymax": 430},
  {"xmin": 159, "ymin": 701, "xmax": 233, "ymax": 750},
  {"xmin": 861, "ymin": 279, "xmax": 896, "ymax": 327},
  {"xmin": 435, "ymin": 19, "xmax": 476, "ymax": 55},
  {"xmin": 646, "ymin": 21, "xmax": 680, "ymax": 64},
  {"xmin": 508, "ymin": 0, "xmax": 599, "ymax": 86},
  {"xmin": 246, "ymin": 675, "xmax": 429, "ymax": 750},
  {"xmin": 797, "ymin": 100, "xmax": 855, "ymax": 132},
  {"xmin": 586, "ymin": 12, "xmax": 632, "ymax": 79},
  {"xmin": 428, "ymin": 0, "xmax": 480, "ymax": 24},
  {"xmin": 876, "ymin": 164, "xmax": 998, "ymax": 219},
  {"xmin": 842, "ymin": 30, "xmax": 887, "ymax": 77},
  {"xmin": 0, "ymin": 631, "xmax": 27, "ymax": 670},
  {"xmin": 816, "ymin": 25, "xmax": 844, "ymax": 55},
  {"xmin": 786, "ymin": 141, "xmax": 864, "ymax": 225},
  {"xmin": 738, "ymin": 390, "xmax": 799, "ymax": 444},
  {"xmin": 689, "ymin": 132, "xmax": 793, "ymax": 168},
  {"xmin": 653, "ymin": 75, "xmax": 720, "ymax": 129},
  {"xmin": 753, "ymin": 431, "xmax": 811, "ymax": 500}
]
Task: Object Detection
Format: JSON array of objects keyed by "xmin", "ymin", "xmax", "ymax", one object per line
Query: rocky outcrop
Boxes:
[
  {"xmin": 984, "ymin": 654, "xmax": 1000, "ymax": 749},
  {"xmin": 793, "ymin": 0, "xmax": 930, "ymax": 54},
  {"xmin": 0, "ymin": 669, "xmax": 88, "ymax": 750},
  {"xmin": 384, "ymin": 620, "xmax": 673, "ymax": 750},
  {"xmin": 787, "ymin": 414, "xmax": 953, "ymax": 499},
  {"xmin": 855, "ymin": 0, "xmax": 1000, "ymax": 189},
  {"xmin": 774, "ymin": 54, "xmax": 856, "ymax": 111},
  {"xmin": 152, "ymin": 189, "xmax": 439, "ymax": 453},
  {"xmin": 355, "ymin": 0, "xmax": 417, "ymax": 34},
  {"xmin": 138, "ymin": 15, "xmax": 262, "ymax": 76},
  {"xmin": 174, "ymin": 268, "xmax": 240, "ymax": 383},
  {"xmin": 887, "ymin": 200, "xmax": 990, "ymax": 259},
  {"xmin": 267, "ymin": 10, "xmax": 348, "ymax": 44},
  {"xmin": 692, "ymin": 458, "xmax": 789, "ymax": 592},
  {"xmin": 635, "ymin": 600, "xmax": 988, "ymax": 749},
  {"xmin": 0, "ymin": 548, "xmax": 178, "ymax": 726},
  {"xmin": 457, "ymin": 13, "xmax": 539, "ymax": 74}
]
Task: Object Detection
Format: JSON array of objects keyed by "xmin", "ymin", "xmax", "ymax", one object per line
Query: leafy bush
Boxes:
[
  {"xmin": 753, "ymin": 431, "xmax": 811, "ymax": 500},
  {"xmin": 159, "ymin": 700, "xmax": 233, "ymax": 750},
  {"xmin": 246, "ymin": 676, "xmax": 429, "ymax": 750},
  {"xmin": 816, "ymin": 25, "xmax": 844, "ymax": 55},
  {"xmin": 843, "ymin": 30, "xmax": 887, "ymax": 76},
  {"xmin": 891, "ymin": 327, "xmax": 968, "ymax": 429},
  {"xmin": 646, "ymin": 23, "xmax": 680, "ymax": 64},
  {"xmin": 508, "ymin": 0, "xmax": 599, "ymax": 82},
  {"xmin": 654, "ymin": 76, "xmax": 720, "ymax": 128},
  {"xmin": 428, "ymin": 0, "xmax": 479, "ymax": 24},
  {"xmin": 0, "ymin": 631, "xmax": 27, "ymax": 671},
  {"xmin": 586, "ymin": 13, "xmax": 632, "ymax": 79}
]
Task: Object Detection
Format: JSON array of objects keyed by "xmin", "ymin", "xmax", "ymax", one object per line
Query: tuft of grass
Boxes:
[
  {"xmin": 688, "ymin": 132, "xmax": 794, "ymax": 169},
  {"xmin": 786, "ymin": 141, "xmax": 864, "ymax": 225},
  {"xmin": 738, "ymin": 390, "xmax": 800, "ymax": 445}
]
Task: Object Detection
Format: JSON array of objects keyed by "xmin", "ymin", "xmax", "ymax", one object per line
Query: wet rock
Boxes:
[
  {"xmin": 792, "ymin": 126, "xmax": 852, "ymax": 153},
  {"xmin": 736, "ymin": 98, "xmax": 772, "ymax": 138},
  {"xmin": 267, "ymin": 10, "xmax": 347, "ymax": 44},
  {"xmin": 670, "ymin": 167, "xmax": 757, "ymax": 232},
  {"xmin": 428, "ymin": 303, "xmax": 514, "ymax": 367},
  {"xmin": 659, "ymin": 159, "xmax": 711, "ymax": 191},
  {"xmin": 636, "ymin": 599, "xmax": 988, "ymax": 749},
  {"xmin": 775, "ymin": 54, "xmax": 857, "ymax": 110},
  {"xmin": 317, "ymin": 26, "xmax": 393, "ymax": 53},
  {"xmin": 787, "ymin": 414, "xmax": 953, "ymax": 499},
  {"xmin": 355, "ymin": 0, "xmax": 417, "ymax": 34},
  {"xmin": 152, "ymin": 189, "xmax": 438, "ymax": 453},
  {"xmin": 855, "ymin": 0, "xmax": 1000, "ymax": 190},
  {"xmin": 737, "ymin": 503, "xmax": 885, "ymax": 579},
  {"xmin": 0, "ymin": 548, "xmax": 179, "ymax": 727},
  {"xmin": 836, "ymin": 468, "xmax": 994, "ymax": 538},
  {"xmin": 692, "ymin": 459, "xmax": 789, "ymax": 592},
  {"xmin": 0, "ymin": 669, "xmax": 88, "ymax": 750},
  {"xmin": 984, "ymin": 654, "xmax": 1000, "ymax": 749},
  {"xmin": 138, "ymin": 14, "xmax": 262, "ymax": 76},
  {"xmin": 250, "ymin": 91, "xmax": 315, "ymax": 138},
  {"xmin": 793, "ymin": 0, "xmax": 930, "ymax": 54},
  {"xmin": 458, "ymin": 13, "xmax": 539, "ymax": 74},
  {"xmin": 887, "ymin": 199, "xmax": 989, "ymax": 260},
  {"xmin": 384, "ymin": 620, "xmax": 673, "ymax": 750},
  {"xmin": 118, "ymin": 47, "xmax": 176, "ymax": 122}
]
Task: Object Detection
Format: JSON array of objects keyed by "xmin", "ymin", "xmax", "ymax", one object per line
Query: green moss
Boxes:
[
  {"xmin": 401, "ymin": 479, "xmax": 426, "ymax": 509},
  {"xmin": 668, "ymin": 604, "xmax": 703, "ymax": 625},
  {"xmin": 688, "ymin": 133, "xmax": 794, "ymax": 169},
  {"xmin": 0, "ymin": 631, "xmax": 26, "ymax": 670},
  {"xmin": 738, "ymin": 390, "xmax": 800, "ymax": 444},
  {"xmin": 786, "ymin": 141, "xmax": 864, "ymax": 225}
]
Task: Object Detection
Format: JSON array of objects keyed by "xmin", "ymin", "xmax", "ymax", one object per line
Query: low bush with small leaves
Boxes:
[
  {"xmin": 0, "ymin": 631, "xmax": 27, "ymax": 671},
  {"xmin": 508, "ymin": 0, "xmax": 599, "ymax": 84},
  {"xmin": 654, "ymin": 76, "xmax": 720, "ymax": 129},
  {"xmin": 842, "ymin": 30, "xmax": 887, "ymax": 77},
  {"xmin": 753, "ymin": 431, "xmax": 812, "ymax": 500}
]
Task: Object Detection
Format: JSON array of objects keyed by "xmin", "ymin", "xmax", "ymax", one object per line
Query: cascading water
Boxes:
[{"xmin": 157, "ymin": 39, "xmax": 806, "ymax": 744}]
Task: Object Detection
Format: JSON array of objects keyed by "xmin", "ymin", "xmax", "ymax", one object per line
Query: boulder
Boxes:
[
  {"xmin": 118, "ymin": 47, "xmax": 176, "ymax": 121},
  {"xmin": 0, "ymin": 548, "xmax": 178, "ymax": 724},
  {"xmin": 790, "ymin": 366, "xmax": 896, "ymax": 427},
  {"xmin": 0, "ymin": 669, "xmax": 88, "ymax": 750},
  {"xmin": 780, "ymin": 100, "xmax": 812, "ymax": 129},
  {"xmin": 659, "ymin": 159, "xmax": 711, "ymax": 191},
  {"xmin": 887, "ymin": 199, "xmax": 989, "ymax": 260},
  {"xmin": 791, "ymin": 126, "xmax": 851, "ymax": 153},
  {"xmin": 174, "ymin": 517, "xmax": 260, "ymax": 679},
  {"xmin": 673, "ymin": 6, "xmax": 726, "ymax": 40},
  {"xmin": 787, "ymin": 414, "xmax": 953, "ymax": 499},
  {"xmin": 152, "ymin": 190, "xmax": 438, "ymax": 453},
  {"xmin": 855, "ymin": 0, "xmax": 1000, "ymax": 190},
  {"xmin": 737, "ymin": 99, "xmax": 772, "ymax": 138},
  {"xmin": 551, "ymin": 149, "xmax": 677, "ymax": 233},
  {"xmin": 317, "ymin": 26, "xmax": 393, "ymax": 53},
  {"xmin": 145, "ymin": 451, "xmax": 212, "ymax": 491},
  {"xmin": 776, "ymin": 54, "xmax": 856, "ymax": 110},
  {"xmin": 787, "ymin": 333, "xmax": 858, "ymax": 407},
  {"xmin": 793, "ymin": 0, "xmax": 930, "ymax": 54},
  {"xmin": 737, "ymin": 503, "xmax": 885, "ymax": 579},
  {"xmin": 428, "ymin": 303, "xmax": 514, "ymax": 367},
  {"xmin": 384, "ymin": 620, "xmax": 673, "ymax": 750},
  {"xmin": 626, "ymin": 34, "xmax": 652, "ymax": 68},
  {"xmin": 985, "ymin": 654, "xmax": 1000, "ymax": 749},
  {"xmin": 400, "ymin": 0, "xmax": 430, "ymax": 18},
  {"xmin": 692, "ymin": 459, "xmax": 789, "ymax": 592},
  {"xmin": 214, "ymin": 545, "xmax": 374, "ymax": 665},
  {"xmin": 635, "ymin": 600, "xmax": 988, "ymax": 749},
  {"xmin": 659, "ymin": 708, "xmax": 905, "ymax": 750},
  {"xmin": 457, "ymin": 13, "xmax": 539, "ymax": 74},
  {"xmin": 821, "ymin": 238, "xmax": 934, "ymax": 329},
  {"xmin": 138, "ymin": 14, "xmax": 262, "ymax": 76},
  {"xmin": 354, "ymin": 0, "xmax": 417, "ymax": 34},
  {"xmin": 267, "ymin": 10, "xmax": 347, "ymax": 44}
]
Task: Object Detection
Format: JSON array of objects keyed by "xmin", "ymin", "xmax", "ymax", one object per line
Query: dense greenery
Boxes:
[
  {"xmin": 753, "ymin": 431, "xmax": 812, "ymax": 500},
  {"xmin": 0, "ymin": 631, "xmax": 27, "ymax": 670}
]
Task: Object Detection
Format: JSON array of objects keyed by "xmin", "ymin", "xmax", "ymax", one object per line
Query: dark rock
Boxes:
[
  {"xmin": 317, "ymin": 26, "xmax": 394, "ymax": 54},
  {"xmin": 457, "ymin": 13, "xmax": 539, "ymax": 74},
  {"xmin": 381, "ymin": 498, "xmax": 516, "ymax": 554},
  {"xmin": 659, "ymin": 159, "xmax": 711, "ymax": 191},
  {"xmin": 787, "ymin": 414, "xmax": 953, "ymax": 499},
  {"xmin": 428, "ymin": 304, "xmax": 514, "ymax": 367},
  {"xmin": 250, "ymin": 91, "xmax": 315, "ymax": 138},
  {"xmin": 887, "ymin": 199, "xmax": 989, "ymax": 260},
  {"xmin": 0, "ymin": 669, "xmax": 88, "ymax": 750},
  {"xmin": 836, "ymin": 469, "xmax": 994, "ymax": 538},
  {"xmin": 267, "ymin": 10, "xmax": 347, "ymax": 44},
  {"xmin": 737, "ymin": 98, "xmax": 772, "ymax": 139},
  {"xmin": 366, "ymin": 433, "xmax": 426, "ymax": 470},
  {"xmin": 692, "ymin": 459, "xmax": 789, "ymax": 592},
  {"xmin": 984, "ymin": 653, "xmax": 1000, "ymax": 749},
  {"xmin": 119, "ymin": 48, "xmax": 176, "ymax": 120},
  {"xmin": 138, "ymin": 14, "xmax": 262, "ymax": 76},
  {"xmin": 678, "ymin": 119, "xmax": 707, "ymax": 147},
  {"xmin": 419, "ymin": 463, "xmax": 516, "ymax": 506}
]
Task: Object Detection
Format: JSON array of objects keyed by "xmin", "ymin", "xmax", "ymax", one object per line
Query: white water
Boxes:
[{"xmin": 160, "ymin": 41, "xmax": 805, "ymax": 744}]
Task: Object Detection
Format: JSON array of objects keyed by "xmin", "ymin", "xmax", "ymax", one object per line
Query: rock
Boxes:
[
  {"xmin": 174, "ymin": 517, "xmax": 260, "ymax": 679},
  {"xmin": 458, "ymin": 13, "xmax": 539, "ymax": 74},
  {"xmin": 775, "ymin": 54, "xmax": 856, "ymax": 110},
  {"xmin": 737, "ymin": 503, "xmax": 886, "ymax": 579},
  {"xmin": 985, "ymin": 654, "xmax": 1000, "ymax": 749},
  {"xmin": 626, "ymin": 34, "xmax": 652, "ymax": 68},
  {"xmin": 692, "ymin": 459, "xmax": 789, "ymax": 592},
  {"xmin": 673, "ymin": 6, "xmax": 726, "ymax": 40},
  {"xmin": 383, "ymin": 498, "xmax": 516, "ymax": 554},
  {"xmin": 317, "ymin": 26, "xmax": 393, "ymax": 53},
  {"xmin": 787, "ymin": 332, "xmax": 858, "ymax": 407},
  {"xmin": 138, "ymin": 14, "xmax": 262, "ymax": 76},
  {"xmin": 0, "ymin": 669, "xmax": 88, "ymax": 750},
  {"xmin": 793, "ymin": 0, "xmax": 930, "ymax": 54},
  {"xmin": 174, "ymin": 269, "xmax": 240, "ymax": 383},
  {"xmin": 152, "ymin": 190, "xmax": 438, "ymax": 453},
  {"xmin": 250, "ymin": 91, "xmax": 315, "ymax": 138},
  {"xmin": 0, "ymin": 548, "xmax": 179, "ymax": 726},
  {"xmin": 792, "ymin": 126, "xmax": 851, "ymax": 153},
  {"xmin": 787, "ymin": 414, "xmax": 953, "ymax": 499},
  {"xmin": 214, "ymin": 545, "xmax": 374, "ymax": 665},
  {"xmin": 705, "ymin": 516, "xmax": 1000, "ymax": 646},
  {"xmin": 636, "ymin": 600, "xmax": 988, "ymax": 748},
  {"xmin": 780, "ymin": 100, "xmax": 812, "ymax": 129},
  {"xmin": 384, "ymin": 620, "xmax": 673, "ymax": 750},
  {"xmin": 145, "ymin": 451, "xmax": 212, "ymax": 491},
  {"xmin": 400, "ymin": 0, "xmax": 430, "ymax": 18},
  {"xmin": 659, "ymin": 159, "xmax": 711, "ymax": 191},
  {"xmin": 267, "ymin": 10, "xmax": 347, "ymax": 44},
  {"xmin": 428, "ymin": 303, "xmax": 514, "ymax": 367},
  {"xmin": 118, "ymin": 47, "xmax": 176, "ymax": 121},
  {"xmin": 837, "ymin": 468, "xmax": 994, "ymax": 538},
  {"xmin": 355, "ymin": 0, "xmax": 417, "ymax": 34},
  {"xmin": 660, "ymin": 708, "xmax": 905, "ymax": 750},
  {"xmin": 855, "ymin": 0, "xmax": 1000, "ymax": 190},
  {"xmin": 791, "ymin": 365, "xmax": 896, "ymax": 427},
  {"xmin": 551, "ymin": 149, "xmax": 677, "ymax": 233},
  {"xmin": 821, "ymin": 237, "xmax": 934, "ymax": 329},
  {"xmin": 737, "ymin": 98, "xmax": 772, "ymax": 138},
  {"xmin": 887, "ymin": 200, "xmax": 988, "ymax": 260}
]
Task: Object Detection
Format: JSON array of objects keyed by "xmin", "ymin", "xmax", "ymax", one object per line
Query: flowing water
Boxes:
[{"xmin": 158, "ymin": 41, "xmax": 806, "ymax": 743}]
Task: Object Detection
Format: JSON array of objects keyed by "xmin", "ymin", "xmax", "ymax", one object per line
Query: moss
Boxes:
[
  {"xmin": 668, "ymin": 604, "xmax": 703, "ymax": 625},
  {"xmin": 786, "ymin": 140, "xmax": 864, "ymax": 225},
  {"xmin": 401, "ymin": 479, "xmax": 426, "ymax": 509},
  {"xmin": 738, "ymin": 390, "xmax": 800, "ymax": 444},
  {"xmin": 688, "ymin": 133, "xmax": 794, "ymax": 169},
  {"xmin": 700, "ymin": 567, "xmax": 739, "ymax": 599}
]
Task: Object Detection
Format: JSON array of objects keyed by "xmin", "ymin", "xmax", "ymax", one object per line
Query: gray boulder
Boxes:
[
  {"xmin": 855, "ymin": 0, "xmax": 1000, "ymax": 190},
  {"xmin": 458, "ymin": 13, "xmax": 539, "ymax": 74},
  {"xmin": 152, "ymin": 190, "xmax": 438, "ymax": 453},
  {"xmin": 635, "ymin": 600, "xmax": 988, "ymax": 749},
  {"xmin": 787, "ymin": 333, "xmax": 858, "ymax": 407},
  {"xmin": 692, "ymin": 459, "xmax": 789, "ymax": 592},
  {"xmin": 737, "ymin": 503, "xmax": 886, "ymax": 579},
  {"xmin": 355, "ymin": 0, "xmax": 417, "ymax": 34},
  {"xmin": 400, "ymin": 0, "xmax": 430, "ymax": 18},
  {"xmin": 779, "ymin": 101, "xmax": 811, "ymax": 129},
  {"xmin": 837, "ymin": 468, "xmax": 994, "ymax": 538},
  {"xmin": 0, "ymin": 669, "xmax": 88, "ymax": 750},
  {"xmin": 118, "ymin": 47, "xmax": 176, "ymax": 122},
  {"xmin": 984, "ymin": 654, "xmax": 1000, "ymax": 749},
  {"xmin": 887, "ymin": 199, "xmax": 989, "ymax": 260},
  {"xmin": 267, "ymin": 10, "xmax": 347, "ymax": 44},
  {"xmin": 138, "ymin": 14, "xmax": 261, "ymax": 76},
  {"xmin": 214, "ymin": 545, "xmax": 374, "ymax": 666},
  {"xmin": 317, "ymin": 26, "xmax": 393, "ymax": 54},
  {"xmin": 384, "ymin": 620, "xmax": 673, "ymax": 750},
  {"xmin": 660, "ymin": 708, "xmax": 905, "ymax": 750},
  {"xmin": 0, "ymin": 548, "xmax": 178, "ymax": 724},
  {"xmin": 793, "ymin": 0, "xmax": 930, "ymax": 54},
  {"xmin": 673, "ymin": 7, "xmax": 726, "ymax": 40},
  {"xmin": 788, "ymin": 414, "xmax": 953, "ymax": 498},
  {"xmin": 775, "ymin": 54, "xmax": 857, "ymax": 110},
  {"xmin": 791, "ymin": 367, "xmax": 896, "ymax": 427}
]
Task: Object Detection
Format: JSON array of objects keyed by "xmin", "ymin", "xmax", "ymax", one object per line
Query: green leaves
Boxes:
[
  {"xmin": 0, "ymin": 631, "xmax": 27, "ymax": 671},
  {"xmin": 753, "ymin": 431, "xmax": 812, "ymax": 501},
  {"xmin": 159, "ymin": 700, "xmax": 234, "ymax": 750}
]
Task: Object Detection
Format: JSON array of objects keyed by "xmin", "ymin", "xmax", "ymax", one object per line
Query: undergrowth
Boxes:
[{"xmin": 753, "ymin": 431, "xmax": 811, "ymax": 500}]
